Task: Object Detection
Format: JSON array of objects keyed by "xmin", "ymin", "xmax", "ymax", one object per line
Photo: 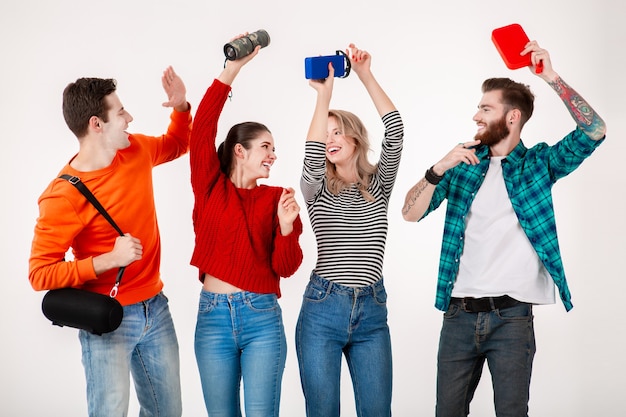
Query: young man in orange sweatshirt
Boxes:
[{"xmin": 29, "ymin": 66, "xmax": 191, "ymax": 417}]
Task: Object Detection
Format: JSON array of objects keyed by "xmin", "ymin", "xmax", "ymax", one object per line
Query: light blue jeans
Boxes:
[
  {"xmin": 296, "ymin": 272, "xmax": 393, "ymax": 417},
  {"xmin": 79, "ymin": 292, "xmax": 181, "ymax": 417},
  {"xmin": 194, "ymin": 290, "xmax": 286, "ymax": 417},
  {"xmin": 436, "ymin": 301, "xmax": 536, "ymax": 417}
]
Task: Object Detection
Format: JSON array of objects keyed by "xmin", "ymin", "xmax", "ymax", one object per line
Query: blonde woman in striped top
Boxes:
[{"xmin": 296, "ymin": 43, "xmax": 404, "ymax": 417}]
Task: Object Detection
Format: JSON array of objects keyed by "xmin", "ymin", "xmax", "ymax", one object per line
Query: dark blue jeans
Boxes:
[
  {"xmin": 436, "ymin": 301, "xmax": 536, "ymax": 417},
  {"xmin": 296, "ymin": 273, "xmax": 392, "ymax": 417}
]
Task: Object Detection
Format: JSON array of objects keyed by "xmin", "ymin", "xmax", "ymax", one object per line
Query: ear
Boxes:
[
  {"xmin": 234, "ymin": 143, "xmax": 246, "ymax": 159},
  {"xmin": 89, "ymin": 116, "xmax": 102, "ymax": 131},
  {"xmin": 507, "ymin": 108, "xmax": 521, "ymax": 125}
]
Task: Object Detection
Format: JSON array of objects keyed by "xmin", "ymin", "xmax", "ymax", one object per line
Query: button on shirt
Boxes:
[{"xmin": 422, "ymin": 127, "xmax": 604, "ymax": 312}]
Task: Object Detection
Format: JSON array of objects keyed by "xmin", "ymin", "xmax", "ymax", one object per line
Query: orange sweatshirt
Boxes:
[{"xmin": 29, "ymin": 108, "xmax": 192, "ymax": 305}]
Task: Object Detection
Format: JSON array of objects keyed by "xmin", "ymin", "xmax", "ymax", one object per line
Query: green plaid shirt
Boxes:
[{"xmin": 423, "ymin": 127, "xmax": 604, "ymax": 312}]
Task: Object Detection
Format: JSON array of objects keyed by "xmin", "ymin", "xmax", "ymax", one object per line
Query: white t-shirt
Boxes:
[{"xmin": 452, "ymin": 156, "xmax": 555, "ymax": 305}]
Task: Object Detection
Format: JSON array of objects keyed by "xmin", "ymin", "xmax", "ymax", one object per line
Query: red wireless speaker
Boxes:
[{"xmin": 491, "ymin": 23, "xmax": 543, "ymax": 73}]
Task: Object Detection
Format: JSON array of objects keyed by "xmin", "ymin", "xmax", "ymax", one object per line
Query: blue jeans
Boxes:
[
  {"xmin": 296, "ymin": 272, "xmax": 392, "ymax": 417},
  {"xmin": 436, "ymin": 301, "xmax": 536, "ymax": 417},
  {"xmin": 194, "ymin": 290, "xmax": 286, "ymax": 417},
  {"xmin": 79, "ymin": 292, "xmax": 181, "ymax": 417}
]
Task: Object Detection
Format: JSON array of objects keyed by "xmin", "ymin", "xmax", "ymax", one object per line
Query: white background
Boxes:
[{"xmin": 2, "ymin": 0, "xmax": 624, "ymax": 416}]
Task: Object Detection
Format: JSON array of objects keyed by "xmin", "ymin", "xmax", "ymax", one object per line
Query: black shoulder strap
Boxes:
[
  {"xmin": 59, "ymin": 175, "xmax": 124, "ymax": 236},
  {"xmin": 59, "ymin": 174, "xmax": 125, "ymax": 297}
]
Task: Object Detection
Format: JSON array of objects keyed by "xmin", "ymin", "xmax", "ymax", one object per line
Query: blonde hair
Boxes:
[{"xmin": 327, "ymin": 110, "xmax": 377, "ymax": 202}]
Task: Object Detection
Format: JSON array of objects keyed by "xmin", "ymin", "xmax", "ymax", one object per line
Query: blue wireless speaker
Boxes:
[{"xmin": 304, "ymin": 51, "xmax": 351, "ymax": 79}]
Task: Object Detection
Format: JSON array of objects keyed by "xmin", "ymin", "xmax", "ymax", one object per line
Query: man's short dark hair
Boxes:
[{"xmin": 62, "ymin": 78, "xmax": 117, "ymax": 138}]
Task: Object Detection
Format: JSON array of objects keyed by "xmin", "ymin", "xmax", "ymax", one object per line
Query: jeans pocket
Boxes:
[
  {"xmin": 443, "ymin": 303, "xmax": 461, "ymax": 319},
  {"xmin": 373, "ymin": 286, "xmax": 388, "ymax": 305},
  {"xmin": 496, "ymin": 303, "xmax": 533, "ymax": 321},
  {"xmin": 247, "ymin": 293, "xmax": 279, "ymax": 312},
  {"xmin": 302, "ymin": 281, "xmax": 329, "ymax": 302},
  {"xmin": 197, "ymin": 293, "xmax": 216, "ymax": 314}
]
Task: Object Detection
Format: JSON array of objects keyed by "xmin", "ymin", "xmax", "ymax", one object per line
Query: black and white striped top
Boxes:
[{"xmin": 300, "ymin": 111, "xmax": 404, "ymax": 287}]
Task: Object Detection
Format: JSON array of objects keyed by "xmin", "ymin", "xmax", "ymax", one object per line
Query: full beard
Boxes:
[{"xmin": 474, "ymin": 116, "xmax": 509, "ymax": 147}]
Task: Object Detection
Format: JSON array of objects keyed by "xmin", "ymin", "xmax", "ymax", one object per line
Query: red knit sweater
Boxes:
[{"xmin": 189, "ymin": 79, "xmax": 303, "ymax": 297}]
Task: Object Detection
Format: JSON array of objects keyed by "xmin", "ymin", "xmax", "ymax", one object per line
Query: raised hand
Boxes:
[
  {"xmin": 218, "ymin": 33, "xmax": 261, "ymax": 86},
  {"xmin": 347, "ymin": 43, "xmax": 372, "ymax": 76},
  {"xmin": 161, "ymin": 66, "xmax": 188, "ymax": 111},
  {"xmin": 521, "ymin": 41, "xmax": 554, "ymax": 79},
  {"xmin": 309, "ymin": 62, "xmax": 335, "ymax": 95}
]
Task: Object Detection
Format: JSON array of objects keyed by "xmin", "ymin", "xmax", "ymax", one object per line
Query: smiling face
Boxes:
[
  {"xmin": 326, "ymin": 115, "xmax": 357, "ymax": 167},
  {"xmin": 239, "ymin": 130, "xmax": 276, "ymax": 181},
  {"xmin": 99, "ymin": 92, "xmax": 134, "ymax": 150},
  {"xmin": 472, "ymin": 90, "xmax": 511, "ymax": 147}
]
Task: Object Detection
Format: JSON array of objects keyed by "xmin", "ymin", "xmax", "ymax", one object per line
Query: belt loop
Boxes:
[{"xmin": 489, "ymin": 297, "xmax": 496, "ymax": 310}]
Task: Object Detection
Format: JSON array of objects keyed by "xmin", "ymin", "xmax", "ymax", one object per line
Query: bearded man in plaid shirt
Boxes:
[{"xmin": 401, "ymin": 41, "xmax": 606, "ymax": 417}]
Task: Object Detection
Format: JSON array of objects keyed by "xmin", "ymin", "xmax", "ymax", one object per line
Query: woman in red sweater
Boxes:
[{"xmin": 190, "ymin": 36, "xmax": 304, "ymax": 416}]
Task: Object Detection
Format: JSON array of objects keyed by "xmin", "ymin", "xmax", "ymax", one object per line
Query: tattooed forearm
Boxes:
[
  {"xmin": 402, "ymin": 178, "xmax": 430, "ymax": 217},
  {"xmin": 548, "ymin": 76, "xmax": 606, "ymax": 140}
]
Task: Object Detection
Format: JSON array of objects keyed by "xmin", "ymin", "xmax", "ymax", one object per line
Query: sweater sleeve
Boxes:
[
  {"xmin": 190, "ymin": 79, "xmax": 231, "ymax": 197},
  {"xmin": 29, "ymin": 191, "xmax": 98, "ymax": 291},
  {"xmin": 272, "ymin": 214, "xmax": 303, "ymax": 278},
  {"xmin": 153, "ymin": 107, "xmax": 192, "ymax": 166}
]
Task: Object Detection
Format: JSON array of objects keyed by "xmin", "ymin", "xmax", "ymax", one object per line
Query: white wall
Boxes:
[{"xmin": 2, "ymin": 0, "xmax": 624, "ymax": 416}]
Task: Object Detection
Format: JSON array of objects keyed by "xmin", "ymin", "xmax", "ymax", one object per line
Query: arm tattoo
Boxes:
[
  {"xmin": 548, "ymin": 76, "xmax": 606, "ymax": 140},
  {"xmin": 402, "ymin": 178, "xmax": 430, "ymax": 216}
]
